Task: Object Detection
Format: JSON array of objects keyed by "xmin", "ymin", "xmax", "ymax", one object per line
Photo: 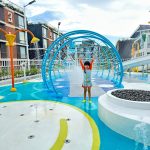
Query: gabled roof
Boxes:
[{"xmin": 130, "ymin": 25, "xmax": 150, "ymax": 38}]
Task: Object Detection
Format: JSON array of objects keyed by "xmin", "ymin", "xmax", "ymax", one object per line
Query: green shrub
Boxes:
[
  {"xmin": 26, "ymin": 70, "xmax": 31, "ymax": 76},
  {"xmin": 0, "ymin": 69, "xmax": 9, "ymax": 77},
  {"xmin": 30, "ymin": 67, "xmax": 39, "ymax": 75},
  {"xmin": 0, "ymin": 71, "xmax": 3, "ymax": 77},
  {"xmin": 14, "ymin": 70, "xmax": 24, "ymax": 78}
]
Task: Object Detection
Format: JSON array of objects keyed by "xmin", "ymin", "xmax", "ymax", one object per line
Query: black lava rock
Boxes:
[{"xmin": 111, "ymin": 89, "xmax": 150, "ymax": 102}]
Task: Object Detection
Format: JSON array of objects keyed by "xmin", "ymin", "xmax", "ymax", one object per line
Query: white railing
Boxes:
[
  {"xmin": 123, "ymin": 55, "xmax": 150, "ymax": 70},
  {"xmin": 122, "ymin": 55, "xmax": 149, "ymax": 62},
  {"xmin": 0, "ymin": 59, "xmax": 42, "ymax": 80},
  {"xmin": 0, "ymin": 59, "xmax": 42, "ymax": 69}
]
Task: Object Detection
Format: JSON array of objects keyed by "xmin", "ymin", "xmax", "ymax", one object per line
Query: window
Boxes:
[
  {"xmin": 20, "ymin": 46, "xmax": 26, "ymax": 59},
  {"xmin": 42, "ymin": 27, "xmax": 47, "ymax": 37},
  {"xmin": 43, "ymin": 39, "xmax": 47, "ymax": 48},
  {"xmin": 140, "ymin": 39, "xmax": 144, "ymax": 49},
  {"xmin": 8, "ymin": 11, "xmax": 13, "ymax": 23},
  {"xmin": 147, "ymin": 35, "xmax": 150, "ymax": 48},
  {"xmin": 19, "ymin": 32, "xmax": 25, "ymax": 44},
  {"xmin": 53, "ymin": 33, "xmax": 57, "ymax": 40},
  {"xmin": 147, "ymin": 35, "xmax": 150, "ymax": 42},
  {"xmin": 0, "ymin": 43, "xmax": 7, "ymax": 58},
  {"xmin": 18, "ymin": 15, "xmax": 24, "ymax": 28},
  {"xmin": 49, "ymin": 31, "xmax": 53, "ymax": 38}
]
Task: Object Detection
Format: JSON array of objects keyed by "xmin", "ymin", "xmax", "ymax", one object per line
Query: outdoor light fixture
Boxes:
[
  {"xmin": 58, "ymin": 22, "xmax": 61, "ymax": 26},
  {"xmin": 31, "ymin": 37, "xmax": 40, "ymax": 43},
  {"xmin": 24, "ymin": 0, "xmax": 36, "ymax": 7}
]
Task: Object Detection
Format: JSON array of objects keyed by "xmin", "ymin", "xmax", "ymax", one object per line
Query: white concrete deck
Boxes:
[{"xmin": 0, "ymin": 101, "xmax": 97, "ymax": 150}]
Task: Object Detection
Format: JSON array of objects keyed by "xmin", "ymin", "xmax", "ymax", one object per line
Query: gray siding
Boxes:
[
  {"xmin": 117, "ymin": 40, "xmax": 133, "ymax": 60},
  {"xmin": 0, "ymin": 6, "xmax": 4, "ymax": 22}
]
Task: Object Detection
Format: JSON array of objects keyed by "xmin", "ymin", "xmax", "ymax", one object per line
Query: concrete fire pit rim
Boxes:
[{"xmin": 107, "ymin": 89, "xmax": 150, "ymax": 104}]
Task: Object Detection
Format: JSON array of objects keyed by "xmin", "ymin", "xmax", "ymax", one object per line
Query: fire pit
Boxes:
[
  {"xmin": 111, "ymin": 89, "xmax": 150, "ymax": 102},
  {"xmin": 98, "ymin": 89, "xmax": 150, "ymax": 146}
]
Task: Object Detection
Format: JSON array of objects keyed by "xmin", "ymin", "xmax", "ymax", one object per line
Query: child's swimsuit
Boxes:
[
  {"xmin": 80, "ymin": 59, "xmax": 94, "ymax": 88},
  {"xmin": 83, "ymin": 70, "xmax": 92, "ymax": 87}
]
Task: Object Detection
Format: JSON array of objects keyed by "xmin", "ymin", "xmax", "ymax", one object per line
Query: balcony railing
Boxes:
[{"xmin": 0, "ymin": 59, "xmax": 42, "ymax": 81}]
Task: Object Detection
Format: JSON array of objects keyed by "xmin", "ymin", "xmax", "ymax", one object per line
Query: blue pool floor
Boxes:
[{"xmin": 0, "ymin": 82, "xmax": 150, "ymax": 150}]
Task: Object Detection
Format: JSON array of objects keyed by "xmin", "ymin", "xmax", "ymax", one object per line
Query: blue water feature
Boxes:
[{"xmin": 0, "ymin": 81, "xmax": 149, "ymax": 150}]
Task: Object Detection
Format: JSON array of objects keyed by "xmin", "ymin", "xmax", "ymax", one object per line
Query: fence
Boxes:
[
  {"xmin": 0, "ymin": 59, "xmax": 42, "ymax": 80},
  {"xmin": 1, "ymin": 57, "xmax": 149, "ymax": 81}
]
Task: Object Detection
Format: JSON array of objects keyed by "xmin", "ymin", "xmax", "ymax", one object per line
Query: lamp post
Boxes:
[
  {"xmin": 148, "ymin": 10, "xmax": 150, "ymax": 24},
  {"xmin": 0, "ymin": 28, "xmax": 39, "ymax": 92},
  {"xmin": 58, "ymin": 22, "xmax": 61, "ymax": 61},
  {"xmin": 24, "ymin": 0, "xmax": 36, "ymax": 69},
  {"xmin": 57, "ymin": 22, "xmax": 61, "ymax": 37}
]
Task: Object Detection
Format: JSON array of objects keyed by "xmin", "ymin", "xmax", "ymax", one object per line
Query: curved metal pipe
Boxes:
[
  {"xmin": 47, "ymin": 35, "xmax": 122, "ymax": 94},
  {"xmin": 42, "ymin": 30, "xmax": 123, "ymax": 88}
]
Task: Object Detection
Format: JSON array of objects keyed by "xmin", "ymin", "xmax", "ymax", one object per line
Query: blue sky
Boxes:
[{"xmin": 13, "ymin": 0, "xmax": 150, "ymax": 44}]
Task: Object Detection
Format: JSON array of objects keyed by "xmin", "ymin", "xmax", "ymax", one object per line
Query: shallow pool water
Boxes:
[{"xmin": 0, "ymin": 81, "xmax": 150, "ymax": 150}]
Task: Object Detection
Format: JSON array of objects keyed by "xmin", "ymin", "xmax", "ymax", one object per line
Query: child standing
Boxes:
[{"xmin": 79, "ymin": 58, "xmax": 94, "ymax": 103}]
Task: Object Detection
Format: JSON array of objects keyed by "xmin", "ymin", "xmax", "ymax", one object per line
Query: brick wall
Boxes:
[
  {"xmin": 4, "ymin": 8, "xmax": 15, "ymax": 26},
  {"xmin": 2, "ymin": 8, "xmax": 23, "ymax": 59},
  {"xmin": 0, "ymin": 4, "xmax": 27, "ymax": 60},
  {"xmin": 47, "ymin": 28, "xmax": 54, "ymax": 46}
]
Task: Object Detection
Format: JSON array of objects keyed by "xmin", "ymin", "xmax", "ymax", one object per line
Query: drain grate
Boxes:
[
  {"xmin": 66, "ymin": 118, "xmax": 71, "ymax": 121},
  {"xmin": 2, "ymin": 106, "xmax": 7, "ymax": 108},
  {"xmin": 34, "ymin": 120, "xmax": 40, "ymax": 123},
  {"xmin": 65, "ymin": 139, "xmax": 71, "ymax": 144},
  {"xmin": 28, "ymin": 135, "xmax": 35, "ymax": 139}
]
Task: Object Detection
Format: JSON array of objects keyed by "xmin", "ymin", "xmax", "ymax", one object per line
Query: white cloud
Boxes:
[{"xmin": 13, "ymin": 0, "xmax": 150, "ymax": 37}]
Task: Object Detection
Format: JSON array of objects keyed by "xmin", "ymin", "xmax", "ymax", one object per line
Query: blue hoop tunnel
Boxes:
[{"xmin": 42, "ymin": 30, "xmax": 124, "ymax": 97}]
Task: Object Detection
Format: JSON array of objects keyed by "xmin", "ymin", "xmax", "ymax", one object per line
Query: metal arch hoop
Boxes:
[
  {"xmin": 49, "ymin": 36, "xmax": 114, "ymax": 94},
  {"xmin": 42, "ymin": 30, "xmax": 124, "ymax": 95},
  {"xmin": 73, "ymin": 38, "xmax": 116, "ymax": 80}
]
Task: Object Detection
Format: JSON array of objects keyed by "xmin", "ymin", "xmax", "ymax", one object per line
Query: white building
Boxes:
[{"xmin": 130, "ymin": 25, "xmax": 150, "ymax": 59}]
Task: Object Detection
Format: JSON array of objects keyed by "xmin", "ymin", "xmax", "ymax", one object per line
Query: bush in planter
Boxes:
[
  {"xmin": 26, "ymin": 70, "xmax": 31, "ymax": 76},
  {"xmin": 1, "ymin": 69, "xmax": 9, "ymax": 77},
  {"xmin": 0, "ymin": 69, "xmax": 9, "ymax": 80},
  {"xmin": 14, "ymin": 70, "xmax": 24, "ymax": 78},
  {"xmin": 30, "ymin": 67, "xmax": 40, "ymax": 75},
  {"xmin": 0, "ymin": 71, "xmax": 3, "ymax": 78}
]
